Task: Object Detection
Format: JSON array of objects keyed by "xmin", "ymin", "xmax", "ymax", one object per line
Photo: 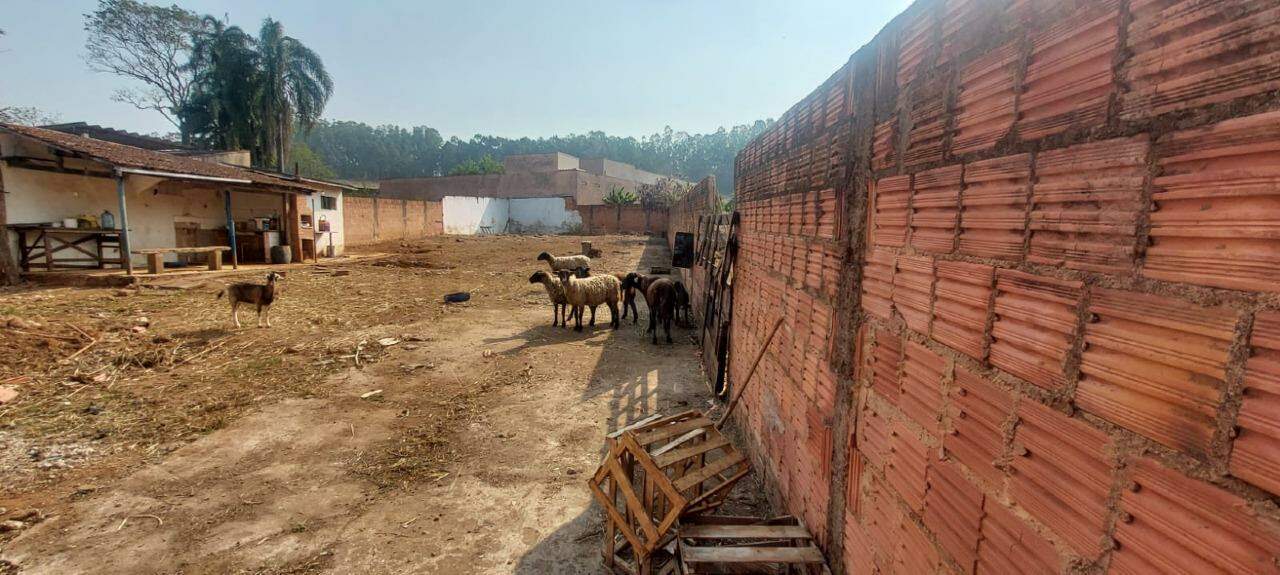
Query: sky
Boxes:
[{"xmin": 1, "ymin": 0, "xmax": 913, "ymax": 140}]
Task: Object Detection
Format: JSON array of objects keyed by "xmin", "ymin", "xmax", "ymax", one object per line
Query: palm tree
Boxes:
[
  {"xmin": 182, "ymin": 16, "xmax": 260, "ymax": 151},
  {"xmin": 256, "ymin": 18, "xmax": 332, "ymax": 171}
]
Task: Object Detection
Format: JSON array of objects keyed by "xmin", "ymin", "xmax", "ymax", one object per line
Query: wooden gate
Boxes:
[{"xmin": 697, "ymin": 211, "xmax": 739, "ymax": 396}]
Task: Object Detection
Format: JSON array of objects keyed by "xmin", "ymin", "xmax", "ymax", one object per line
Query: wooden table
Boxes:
[
  {"xmin": 10, "ymin": 225, "xmax": 125, "ymax": 271},
  {"xmin": 132, "ymin": 246, "xmax": 231, "ymax": 274}
]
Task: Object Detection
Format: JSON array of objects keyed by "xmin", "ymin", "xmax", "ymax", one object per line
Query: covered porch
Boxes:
[{"xmin": 0, "ymin": 123, "xmax": 340, "ymax": 280}]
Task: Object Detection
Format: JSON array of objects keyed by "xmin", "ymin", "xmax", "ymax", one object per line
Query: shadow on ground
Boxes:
[{"xmin": 510, "ymin": 236, "xmax": 764, "ymax": 574}]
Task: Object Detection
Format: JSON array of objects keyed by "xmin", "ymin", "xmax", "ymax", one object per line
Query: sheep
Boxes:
[
  {"xmin": 673, "ymin": 280, "xmax": 692, "ymax": 327},
  {"xmin": 621, "ymin": 272, "xmax": 662, "ymax": 300},
  {"xmin": 611, "ymin": 272, "xmax": 639, "ymax": 324},
  {"xmin": 556, "ymin": 267, "xmax": 621, "ymax": 331},
  {"xmin": 571, "ymin": 267, "xmax": 636, "ymax": 324},
  {"xmin": 529, "ymin": 270, "xmax": 570, "ymax": 327},
  {"xmin": 644, "ymin": 278, "xmax": 677, "ymax": 344},
  {"xmin": 538, "ymin": 252, "xmax": 591, "ymax": 273}
]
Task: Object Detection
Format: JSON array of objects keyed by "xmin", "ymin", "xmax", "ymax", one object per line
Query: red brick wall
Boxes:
[
  {"xmin": 728, "ymin": 1, "xmax": 1280, "ymax": 573},
  {"xmin": 343, "ymin": 196, "xmax": 444, "ymax": 246},
  {"xmin": 577, "ymin": 204, "xmax": 668, "ymax": 235},
  {"xmin": 344, "ymin": 196, "xmax": 377, "ymax": 245}
]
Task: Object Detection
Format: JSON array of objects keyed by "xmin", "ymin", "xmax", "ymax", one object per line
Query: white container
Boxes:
[{"xmin": 62, "ymin": 218, "xmax": 78, "ymax": 228}]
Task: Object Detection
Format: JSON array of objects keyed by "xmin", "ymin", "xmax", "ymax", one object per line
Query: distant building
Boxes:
[
  {"xmin": 380, "ymin": 152, "xmax": 686, "ymax": 205},
  {"xmin": 379, "ymin": 152, "xmax": 685, "ymax": 234}
]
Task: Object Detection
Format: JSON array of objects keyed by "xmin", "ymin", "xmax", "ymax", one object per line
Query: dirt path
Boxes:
[{"xmin": 1, "ymin": 236, "xmax": 715, "ymax": 574}]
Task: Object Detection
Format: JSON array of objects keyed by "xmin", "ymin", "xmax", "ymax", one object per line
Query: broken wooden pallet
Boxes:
[
  {"xmin": 676, "ymin": 515, "xmax": 831, "ymax": 574},
  {"xmin": 590, "ymin": 410, "xmax": 753, "ymax": 575}
]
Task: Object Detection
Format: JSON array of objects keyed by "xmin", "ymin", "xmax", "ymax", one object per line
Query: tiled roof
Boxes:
[{"xmin": 0, "ymin": 123, "xmax": 331, "ymax": 194}]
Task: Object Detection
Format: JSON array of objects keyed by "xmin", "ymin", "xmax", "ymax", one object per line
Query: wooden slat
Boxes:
[
  {"xmin": 605, "ymin": 454, "xmax": 660, "ymax": 544},
  {"xmin": 588, "ymin": 477, "xmax": 644, "ymax": 556},
  {"xmin": 685, "ymin": 467, "xmax": 751, "ymax": 515},
  {"xmin": 654, "ymin": 436, "xmax": 729, "ymax": 468},
  {"xmin": 674, "ymin": 452, "xmax": 746, "ymax": 492},
  {"xmin": 608, "ymin": 413, "xmax": 664, "ymax": 439},
  {"xmin": 632, "ymin": 417, "xmax": 712, "ymax": 446},
  {"xmin": 679, "ymin": 524, "xmax": 812, "ymax": 539},
  {"xmin": 681, "ymin": 515, "xmax": 797, "ymax": 526},
  {"xmin": 651, "ymin": 429, "xmax": 707, "ymax": 457},
  {"xmin": 620, "ymin": 434, "xmax": 687, "ymax": 542},
  {"xmin": 630, "ymin": 409, "xmax": 701, "ymax": 433},
  {"xmin": 681, "ymin": 546, "xmax": 825, "ymax": 564}
]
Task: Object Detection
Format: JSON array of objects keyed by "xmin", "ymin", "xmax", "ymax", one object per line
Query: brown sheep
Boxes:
[
  {"xmin": 673, "ymin": 280, "xmax": 692, "ymax": 326},
  {"xmin": 645, "ymin": 278, "xmax": 677, "ymax": 344}
]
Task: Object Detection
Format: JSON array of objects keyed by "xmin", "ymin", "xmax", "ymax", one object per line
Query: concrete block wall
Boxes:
[
  {"xmin": 342, "ymin": 195, "xmax": 443, "ymax": 246},
  {"xmin": 727, "ymin": 0, "xmax": 1280, "ymax": 573}
]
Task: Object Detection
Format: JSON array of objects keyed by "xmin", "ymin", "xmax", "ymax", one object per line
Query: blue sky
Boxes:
[{"xmin": 1, "ymin": 0, "xmax": 912, "ymax": 139}]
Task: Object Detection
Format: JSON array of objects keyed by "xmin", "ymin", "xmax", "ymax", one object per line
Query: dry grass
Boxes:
[{"xmin": 0, "ymin": 234, "xmax": 651, "ymax": 500}]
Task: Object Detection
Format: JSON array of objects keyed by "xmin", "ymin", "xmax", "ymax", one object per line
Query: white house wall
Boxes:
[
  {"xmin": 307, "ymin": 192, "xmax": 345, "ymax": 256},
  {"xmin": 441, "ymin": 196, "xmax": 509, "ymax": 235},
  {"xmin": 2, "ymin": 166, "xmax": 287, "ymax": 266},
  {"xmin": 507, "ymin": 198, "xmax": 581, "ymax": 233},
  {"xmin": 440, "ymin": 196, "xmax": 582, "ymax": 235}
]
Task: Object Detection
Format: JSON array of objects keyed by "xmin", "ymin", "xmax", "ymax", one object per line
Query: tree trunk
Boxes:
[
  {"xmin": 0, "ymin": 166, "xmax": 19, "ymax": 285},
  {"xmin": 276, "ymin": 112, "xmax": 287, "ymax": 171}
]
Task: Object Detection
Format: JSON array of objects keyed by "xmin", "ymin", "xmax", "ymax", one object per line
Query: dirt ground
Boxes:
[{"xmin": 0, "ymin": 235, "xmax": 760, "ymax": 574}]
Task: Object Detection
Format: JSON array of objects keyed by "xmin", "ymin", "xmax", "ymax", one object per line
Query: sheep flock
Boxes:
[{"xmin": 527, "ymin": 250, "xmax": 688, "ymax": 344}]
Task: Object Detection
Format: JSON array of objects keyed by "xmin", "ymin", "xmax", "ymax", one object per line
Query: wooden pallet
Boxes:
[
  {"xmin": 676, "ymin": 516, "xmax": 831, "ymax": 574},
  {"xmin": 590, "ymin": 411, "xmax": 752, "ymax": 575}
]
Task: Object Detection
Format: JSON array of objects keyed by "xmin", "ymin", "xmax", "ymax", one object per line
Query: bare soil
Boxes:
[{"xmin": 0, "ymin": 235, "xmax": 754, "ymax": 574}]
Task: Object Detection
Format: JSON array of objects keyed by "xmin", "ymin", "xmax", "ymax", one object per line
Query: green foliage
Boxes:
[
  {"xmin": 717, "ymin": 194, "xmax": 736, "ymax": 214},
  {"xmin": 447, "ymin": 154, "xmax": 504, "ymax": 176},
  {"xmin": 180, "ymin": 17, "xmax": 259, "ymax": 151},
  {"xmin": 297, "ymin": 120, "xmax": 773, "ymax": 192},
  {"xmin": 288, "ymin": 142, "xmax": 337, "ymax": 180},
  {"xmin": 88, "ymin": 3, "xmax": 331, "ymax": 169},
  {"xmin": 255, "ymin": 18, "xmax": 333, "ymax": 169},
  {"xmin": 637, "ymin": 177, "xmax": 691, "ymax": 209},
  {"xmin": 603, "ymin": 186, "xmax": 638, "ymax": 206}
]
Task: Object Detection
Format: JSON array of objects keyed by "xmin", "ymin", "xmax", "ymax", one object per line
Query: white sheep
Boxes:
[
  {"xmin": 556, "ymin": 267, "xmax": 621, "ymax": 331},
  {"xmin": 538, "ymin": 251, "xmax": 591, "ymax": 272},
  {"xmin": 529, "ymin": 270, "xmax": 571, "ymax": 327}
]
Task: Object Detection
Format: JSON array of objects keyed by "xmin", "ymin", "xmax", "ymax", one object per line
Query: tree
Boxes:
[
  {"xmin": 717, "ymin": 194, "xmax": 735, "ymax": 214},
  {"xmin": 83, "ymin": 0, "xmax": 204, "ymax": 137},
  {"xmin": 297, "ymin": 118, "xmax": 773, "ymax": 191},
  {"xmin": 603, "ymin": 186, "xmax": 638, "ymax": 206},
  {"xmin": 447, "ymin": 154, "xmax": 504, "ymax": 176},
  {"xmin": 180, "ymin": 16, "xmax": 260, "ymax": 151},
  {"xmin": 637, "ymin": 177, "xmax": 692, "ymax": 209},
  {"xmin": 256, "ymin": 18, "xmax": 333, "ymax": 170},
  {"xmin": 288, "ymin": 142, "xmax": 337, "ymax": 180},
  {"xmin": 0, "ymin": 107, "xmax": 61, "ymax": 126}
]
